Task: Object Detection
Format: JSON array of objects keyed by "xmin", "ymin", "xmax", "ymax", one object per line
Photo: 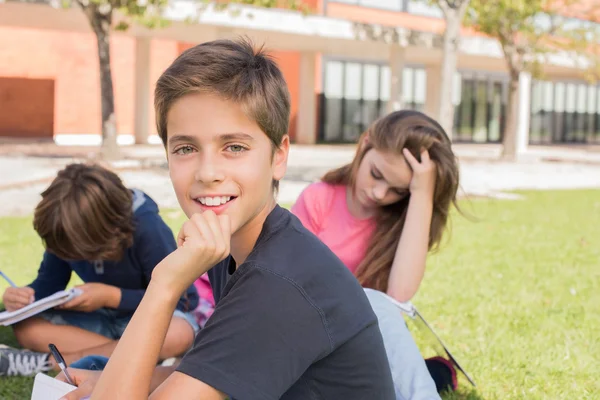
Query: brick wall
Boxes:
[{"xmin": 0, "ymin": 27, "xmax": 304, "ymax": 142}]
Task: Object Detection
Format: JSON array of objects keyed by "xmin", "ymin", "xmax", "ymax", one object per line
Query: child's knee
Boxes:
[
  {"xmin": 159, "ymin": 317, "xmax": 195, "ymax": 358},
  {"xmin": 13, "ymin": 319, "xmax": 42, "ymax": 347}
]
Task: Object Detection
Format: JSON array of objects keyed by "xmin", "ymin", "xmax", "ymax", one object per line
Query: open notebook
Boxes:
[
  {"xmin": 0, "ymin": 288, "xmax": 82, "ymax": 326},
  {"xmin": 388, "ymin": 296, "xmax": 477, "ymax": 387},
  {"xmin": 31, "ymin": 373, "xmax": 91, "ymax": 400}
]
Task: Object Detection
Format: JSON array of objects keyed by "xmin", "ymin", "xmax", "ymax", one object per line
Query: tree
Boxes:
[
  {"xmin": 434, "ymin": 0, "xmax": 471, "ymax": 138},
  {"xmin": 62, "ymin": 0, "xmax": 169, "ymax": 160},
  {"xmin": 467, "ymin": 0, "xmax": 600, "ymax": 160},
  {"xmin": 27, "ymin": 0, "xmax": 306, "ymax": 159}
]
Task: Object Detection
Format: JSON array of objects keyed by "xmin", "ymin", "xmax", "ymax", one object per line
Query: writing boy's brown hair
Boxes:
[{"xmin": 33, "ymin": 163, "xmax": 134, "ymax": 261}]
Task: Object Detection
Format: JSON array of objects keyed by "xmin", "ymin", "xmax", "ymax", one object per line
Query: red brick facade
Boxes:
[{"xmin": 0, "ymin": 27, "xmax": 303, "ymax": 142}]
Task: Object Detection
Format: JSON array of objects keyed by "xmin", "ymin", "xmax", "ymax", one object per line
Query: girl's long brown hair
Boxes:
[{"xmin": 322, "ymin": 110, "xmax": 460, "ymax": 292}]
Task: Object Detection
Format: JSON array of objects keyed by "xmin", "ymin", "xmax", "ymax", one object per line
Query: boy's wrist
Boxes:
[
  {"xmin": 146, "ymin": 281, "xmax": 182, "ymax": 308},
  {"xmin": 103, "ymin": 284, "xmax": 122, "ymax": 309}
]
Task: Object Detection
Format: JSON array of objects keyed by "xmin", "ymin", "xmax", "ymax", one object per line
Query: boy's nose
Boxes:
[{"xmin": 194, "ymin": 156, "xmax": 225, "ymax": 183}]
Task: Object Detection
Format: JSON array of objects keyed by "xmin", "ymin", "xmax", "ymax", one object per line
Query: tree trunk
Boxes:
[
  {"xmin": 438, "ymin": 10, "xmax": 461, "ymax": 138},
  {"xmin": 502, "ymin": 71, "xmax": 520, "ymax": 161},
  {"xmin": 82, "ymin": 5, "xmax": 119, "ymax": 160},
  {"xmin": 438, "ymin": 1, "xmax": 470, "ymax": 139}
]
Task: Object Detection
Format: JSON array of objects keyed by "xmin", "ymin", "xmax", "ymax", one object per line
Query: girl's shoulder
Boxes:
[{"xmin": 301, "ymin": 181, "xmax": 345, "ymax": 206}]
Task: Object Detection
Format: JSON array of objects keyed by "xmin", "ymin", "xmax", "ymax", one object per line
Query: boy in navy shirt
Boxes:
[{"xmin": 0, "ymin": 163, "xmax": 199, "ymax": 377}]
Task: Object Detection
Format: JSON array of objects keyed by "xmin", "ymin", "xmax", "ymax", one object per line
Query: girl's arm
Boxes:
[
  {"xmin": 386, "ymin": 149, "xmax": 437, "ymax": 302},
  {"xmin": 386, "ymin": 191, "xmax": 433, "ymax": 302}
]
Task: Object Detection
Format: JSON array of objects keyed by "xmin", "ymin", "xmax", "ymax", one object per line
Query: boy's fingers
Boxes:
[
  {"xmin": 60, "ymin": 295, "xmax": 85, "ymax": 309},
  {"xmin": 203, "ymin": 211, "xmax": 226, "ymax": 252},
  {"xmin": 190, "ymin": 213, "xmax": 216, "ymax": 248},
  {"xmin": 6, "ymin": 289, "xmax": 31, "ymax": 305},
  {"xmin": 178, "ymin": 218, "xmax": 202, "ymax": 248}
]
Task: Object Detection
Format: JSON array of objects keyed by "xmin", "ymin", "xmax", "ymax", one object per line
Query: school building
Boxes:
[{"xmin": 1, "ymin": 0, "xmax": 599, "ymax": 153}]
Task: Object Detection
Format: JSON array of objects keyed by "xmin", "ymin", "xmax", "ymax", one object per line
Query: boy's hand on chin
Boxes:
[{"xmin": 153, "ymin": 210, "xmax": 231, "ymax": 295}]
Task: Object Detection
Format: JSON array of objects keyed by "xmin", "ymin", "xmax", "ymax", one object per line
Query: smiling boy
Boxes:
[{"xmin": 60, "ymin": 38, "xmax": 395, "ymax": 400}]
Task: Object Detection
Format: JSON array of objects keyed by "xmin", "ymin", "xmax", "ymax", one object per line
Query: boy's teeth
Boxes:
[{"xmin": 198, "ymin": 196, "xmax": 233, "ymax": 206}]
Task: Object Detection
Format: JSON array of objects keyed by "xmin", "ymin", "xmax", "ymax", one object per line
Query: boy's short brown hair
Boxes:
[
  {"xmin": 154, "ymin": 37, "xmax": 291, "ymax": 191},
  {"xmin": 33, "ymin": 163, "xmax": 135, "ymax": 261}
]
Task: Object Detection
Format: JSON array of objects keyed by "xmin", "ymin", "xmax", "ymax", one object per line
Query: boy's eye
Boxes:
[
  {"xmin": 174, "ymin": 145, "xmax": 195, "ymax": 155},
  {"xmin": 226, "ymin": 144, "xmax": 247, "ymax": 153}
]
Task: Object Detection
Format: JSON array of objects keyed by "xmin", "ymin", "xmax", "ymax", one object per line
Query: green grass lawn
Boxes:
[{"xmin": 1, "ymin": 190, "xmax": 599, "ymax": 399}]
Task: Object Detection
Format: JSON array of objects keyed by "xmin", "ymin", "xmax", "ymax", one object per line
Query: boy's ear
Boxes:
[{"xmin": 272, "ymin": 135, "xmax": 290, "ymax": 182}]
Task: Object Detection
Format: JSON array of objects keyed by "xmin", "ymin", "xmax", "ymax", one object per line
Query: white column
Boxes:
[
  {"xmin": 387, "ymin": 45, "xmax": 405, "ymax": 113},
  {"xmin": 296, "ymin": 52, "xmax": 317, "ymax": 144},
  {"xmin": 134, "ymin": 37, "xmax": 151, "ymax": 145},
  {"xmin": 424, "ymin": 64, "xmax": 442, "ymax": 119},
  {"xmin": 516, "ymin": 71, "xmax": 532, "ymax": 154}
]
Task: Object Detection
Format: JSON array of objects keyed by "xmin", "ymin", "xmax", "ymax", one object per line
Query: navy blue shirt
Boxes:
[
  {"xmin": 28, "ymin": 189, "xmax": 198, "ymax": 315},
  {"xmin": 177, "ymin": 205, "xmax": 394, "ymax": 400}
]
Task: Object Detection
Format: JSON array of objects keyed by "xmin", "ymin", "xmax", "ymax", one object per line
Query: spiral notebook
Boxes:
[{"xmin": 0, "ymin": 288, "xmax": 82, "ymax": 326}]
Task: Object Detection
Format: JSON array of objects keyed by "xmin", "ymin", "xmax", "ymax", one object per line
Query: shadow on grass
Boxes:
[{"xmin": 442, "ymin": 388, "xmax": 486, "ymax": 400}]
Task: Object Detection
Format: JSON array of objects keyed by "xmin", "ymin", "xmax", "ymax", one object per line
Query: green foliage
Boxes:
[{"xmin": 467, "ymin": 0, "xmax": 600, "ymax": 80}]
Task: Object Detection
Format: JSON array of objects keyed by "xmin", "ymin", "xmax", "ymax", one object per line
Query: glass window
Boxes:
[
  {"xmin": 344, "ymin": 63, "xmax": 362, "ymax": 100},
  {"xmin": 565, "ymin": 83, "xmax": 577, "ymax": 113},
  {"xmin": 531, "ymin": 81, "xmax": 542, "ymax": 113},
  {"xmin": 577, "ymin": 84, "xmax": 587, "ymax": 113},
  {"xmin": 542, "ymin": 81, "xmax": 554, "ymax": 111},
  {"xmin": 414, "ymin": 68, "xmax": 426, "ymax": 105},
  {"xmin": 379, "ymin": 66, "xmax": 391, "ymax": 101},
  {"xmin": 554, "ymin": 83, "xmax": 565, "ymax": 112},
  {"xmin": 587, "ymin": 85, "xmax": 597, "ymax": 114},
  {"xmin": 325, "ymin": 61, "xmax": 344, "ymax": 98},
  {"xmin": 343, "ymin": 63, "xmax": 363, "ymax": 141},
  {"xmin": 362, "ymin": 64, "xmax": 381, "ymax": 127},
  {"xmin": 402, "ymin": 68, "xmax": 414, "ymax": 105},
  {"xmin": 362, "ymin": 64, "xmax": 380, "ymax": 101}
]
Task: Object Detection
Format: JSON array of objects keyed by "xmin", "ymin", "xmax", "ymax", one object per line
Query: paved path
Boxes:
[{"xmin": 1, "ymin": 144, "xmax": 600, "ymax": 216}]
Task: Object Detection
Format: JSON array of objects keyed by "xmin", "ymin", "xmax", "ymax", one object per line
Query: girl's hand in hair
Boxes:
[{"xmin": 403, "ymin": 148, "xmax": 436, "ymax": 199}]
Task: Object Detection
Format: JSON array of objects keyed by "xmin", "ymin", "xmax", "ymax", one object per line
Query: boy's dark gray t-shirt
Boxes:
[{"xmin": 176, "ymin": 205, "xmax": 395, "ymax": 400}]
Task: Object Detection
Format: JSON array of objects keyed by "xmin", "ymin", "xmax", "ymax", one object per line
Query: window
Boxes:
[
  {"xmin": 530, "ymin": 80, "xmax": 600, "ymax": 144},
  {"xmin": 319, "ymin": 59, "xmax": 425, "ymax": 143}
]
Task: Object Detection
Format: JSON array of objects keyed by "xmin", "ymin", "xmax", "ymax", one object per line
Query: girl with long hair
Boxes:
[{"xmin": 292, "ymin": 109, "xmax": 460, "ymax": 399}]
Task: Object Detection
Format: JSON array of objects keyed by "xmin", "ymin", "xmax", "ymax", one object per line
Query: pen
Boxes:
[
  {"xmin": 48, "ymin": 343, "xmax": 75, "ymax": 386},
  {"xmin": 0, "ymin": 270, "xmax": 17, "ymax": 287}
]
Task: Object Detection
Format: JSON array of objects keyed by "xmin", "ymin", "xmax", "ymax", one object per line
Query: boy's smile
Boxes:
[{"xmin": 165, "ymin": 92, "xmax": 288, "ymax": 261}]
